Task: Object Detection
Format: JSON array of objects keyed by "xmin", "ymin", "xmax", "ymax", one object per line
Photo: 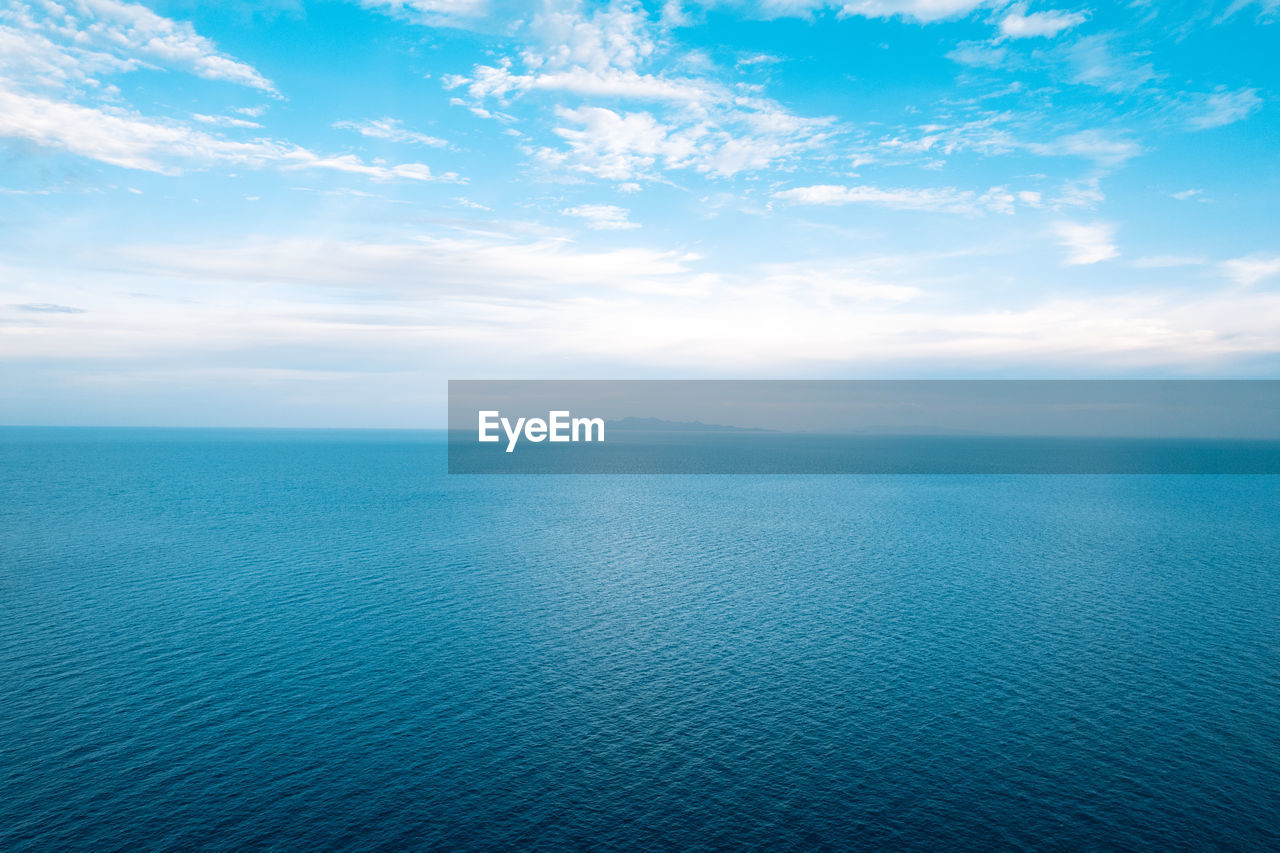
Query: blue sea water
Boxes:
[{"xmin": 1, "ymin": 428, "xmax": 1277, "ymax": 851}]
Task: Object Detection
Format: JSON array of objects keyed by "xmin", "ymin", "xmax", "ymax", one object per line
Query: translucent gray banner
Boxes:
[{"xmin": 448, "ymin": 380, "xmax": 1280, "ymax": 474}]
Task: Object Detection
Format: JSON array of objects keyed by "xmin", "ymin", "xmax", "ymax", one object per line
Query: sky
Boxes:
[{"xmin": 1, "ymin": 0, "xmax": 1278, "ymax": 426}]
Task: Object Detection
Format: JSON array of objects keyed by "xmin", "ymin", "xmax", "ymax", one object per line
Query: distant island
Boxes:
[
  {"xmin": 605, "ymin": 417, "xmax": 775, "ymax": 432},
  {"xmin": 603, "ymin": 418, "xmax": 985, "ymax": 435}
]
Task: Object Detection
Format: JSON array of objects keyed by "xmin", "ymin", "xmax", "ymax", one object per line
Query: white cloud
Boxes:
[
  {"xmin": 1052, "ymin": 220, "xmax": 1118, "ymax": 264},
  {"xmin": 452, "ymin": 62, "xmax": 715, "ymax": 103},
  {"xmin": 737, "ymin": 52, "xmax": 784, "ymax": 67},
  {"xmin": 15, "ymin": 233, "xmax": 1280, "ymax": 379},
  {"xmin": 872, "ymin": 117, "xmax": 1140, "ymax": 172},
  {"xmin": 444, "ymin": 2, "xmax": 835, "ymax": 182},
  {"xmin": 844, "ymin": 0, "xmax": 987, "ymax": 21},
  {"xmin": 774, "ymin": 183, "xmax": 1025, "ymax": 215},
  {"xmin": 0, "ymin": 24, "xmax": 119, "ymax": 88},
  {"xmin": 754, "ymin": 260, "xmax": 922, "ymax": 302},
  {"xmin": 1221, "ymin": 254, "xmax": 1280, "ymax": 286},
  {"xmin": 1025, "ymin": 129, "xmax": 1142, "ymax": 168},
  {"xmin": 9, "ymin": 0, "xmax": 1280, "ymax": 419},
  {"xmin": 289, "ymin": 153, "xmax": 446, "ymax": 181},
  {"xmin": 561, "ymin": 204, "xmax": 641, "ymax": 230},
  {"xmin": 533, "ymin": 2, "xmax": 659, "ymax": 72},
  {"xmin": 551, "ymin": 291, "xmax": 1280, "ymax": 369},
  {"xmin": 0, "ymin": 4, "xmax": 439, "ymax": 189},
  {"xmin": 998, "ymin": 4, "xmax": 1088, "ymax": 38},
  {"xmin": 1132, "ymin": 255, "xmax": 1206, "ymax": 268},
  {"xmin": 1054, "ymin": 176, "xmax": 1105, "ymax": 207},
  {"xmin": 333, "ymin": 118, "xmax": 449, "ymax": 146},
  {"xmin": 1051, "ymin": 34, "xmax": 1159, "ymax": 93},
  {"xmin": 947, "ymin": 41, "xmax": 1009, "ymax": 67},
  {"xmin": 443, "ymin": 3, "xmax": 689, "ymax": 103},
  {"xmin": 193, "ymin": 113, "xmax": 263, "ymax": 128},
  {"xmin": 1170, "ymin": 188, "xmax": 1203, "ymax": 200},
  {"xmin": 109, "ymin": 234, "xmax": 700, "ymax": 297},
  {"xmin": 538, "ymin": 106, "xmax": 680, "ymax": 180},
  {"xmin": 0, "ymin": 85, "xmax": 453, "ymax": 180},
  {"xmin": 357, "ymin": 0, "xmax": 488, "ymax": 26},
  {"xmin": 1, "ymin": 0, "xmax": 275, "ymax": 92},
  {"xmin": 1218, "ymin": 0, "xmax": 1280, "ymax": 23},
  {"xmin": 538, "ymin": 103, "xmax": 833, "ymax": 181},
  {"xmin": 733, "ymin": 0, "xmax": 986, "ymax": 22},
  {"xmin": 1183, "ymin": 87, "xmax": 1263, "ymax": 130}
]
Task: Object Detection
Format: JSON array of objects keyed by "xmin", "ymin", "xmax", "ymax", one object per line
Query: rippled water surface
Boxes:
[{"xmin": 2, "ymin": 429, "xmax": 1278, "ymax": 851}]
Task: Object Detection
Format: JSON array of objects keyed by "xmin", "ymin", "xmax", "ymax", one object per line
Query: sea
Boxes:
[{"xmin": 2, "ymin": 428, "xmax": 1277, "ymax": 851}]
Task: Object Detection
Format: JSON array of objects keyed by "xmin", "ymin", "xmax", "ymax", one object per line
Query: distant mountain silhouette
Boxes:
[
  {"xmin": 606, "ymin": 417, "xmax": 774, "ymax": 432},
  {"xmin": 839, "ymin": 425, "xmax": 982, "ymax": 436}
]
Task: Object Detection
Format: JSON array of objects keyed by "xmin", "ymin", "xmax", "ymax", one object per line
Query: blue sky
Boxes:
[{"xmin": 2, "ymin": 0, "xmax": 1277, "ymax": 425}]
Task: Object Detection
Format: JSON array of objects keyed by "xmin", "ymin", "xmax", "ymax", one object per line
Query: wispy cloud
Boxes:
[
  {"xmin": 774, "ymin": 183, "xmax": 1024, "ymax": 215},
  {"xmin": 760, "ymin": 0, "xmax": 988, "ymax": 24},
  {"xmin": 0, "ymin": 2, "xmax": 463, "ymax": 185},
  {"xmin": 11, "ymin": 303, "xmax": 86, "ymax": 314},
  {"xmin": 871, "ymin": 116, "xmax": 1141, "ymax": 172},
  {"xmin": 0, "ymin": 0, "xmax": 275, "ymax": 92},
  {"xmin": 109, "ymin": 233, "xmax": 701, "ymax": 296},
  {"xmin": 1051, "ymin": 33, "xmax": 1160, "ymax": 93},
  {"xmin": 947, "ymin": 41, "xmax": 1010, "ymax": 67},
  {"xmin": 1133, "ymin": 255, "xmax": 1206, "ymax": 268},
  {"xmin": 1217, "ymin": 0, "xmax": 1280, "ymax": 23},
  {"xmin": 358, "ymin": 0, "xmax": 489, "ymax": 27},
  {"xmin": 0, "ymin": 86, "xmax": 455, "ymax": 180},
  {"xmin": 1182, "ymin": 87, "xmax": 1263, "ymax": 130},
  {"xmin": 1025, "ymin": 129, "xmax": 1143, "ymax": 168},
  {"xmin": 997, "ymin": 4, "xmax": 1089, "ymax": 38},
  {"xmin": 561, "ymin": 204, "xmax": 641, "ymax": 230},
  {"xmin": 193, "ymin": 113, "xmax": 263, "ymax": 129},
  {"xmin": 1052, "ymin": 221, "xmax": 1119, "ymax": 264},
  {"xmin": 1221, "ymin": 254, "xmax": 1280, "ymax": 286},
  {"xmin": 1054, "ymin": 177, "xmax": 1106, "ymax": 208},
  {"xmin": 333, "ymin": 118, "xmax": 449, "ymax": 147}
]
